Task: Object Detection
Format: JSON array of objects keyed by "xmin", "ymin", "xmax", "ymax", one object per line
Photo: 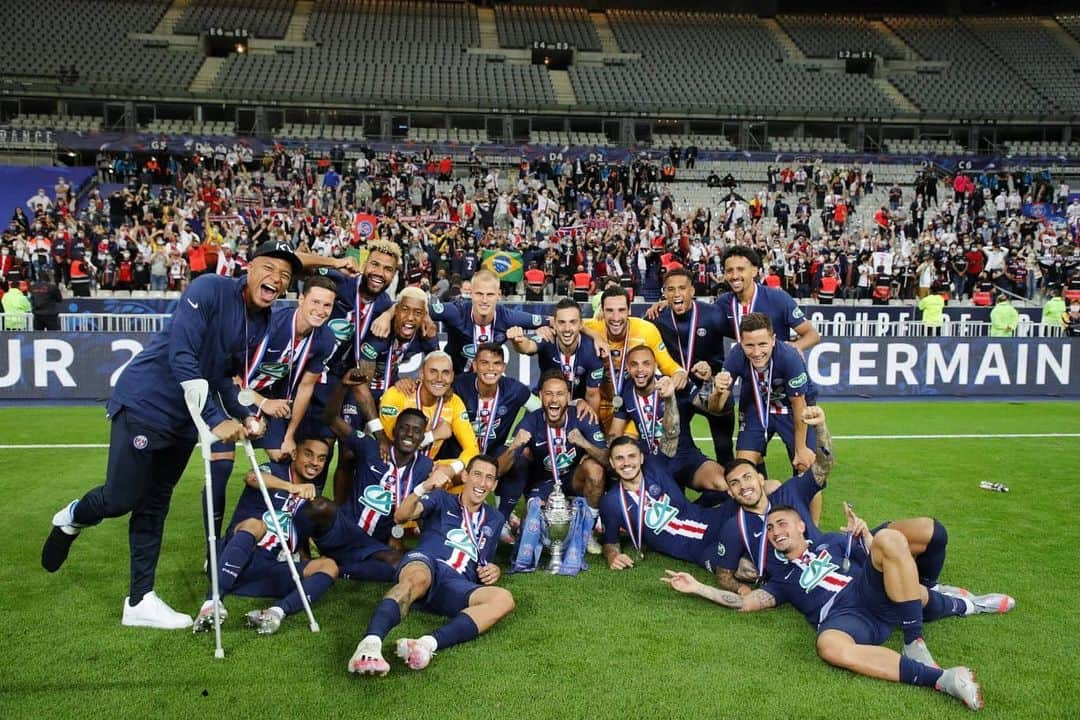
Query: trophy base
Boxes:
[{"xmin": 547, "ymin": 543, "xmax": 564, "ymax": 574}]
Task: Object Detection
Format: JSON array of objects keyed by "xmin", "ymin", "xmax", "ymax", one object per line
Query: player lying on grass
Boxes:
[
  {"xmin": 349, "ymin": 454, "xmax": 514, "ymax": 675},
  {"xmin": 193, "ymin": 436, "xmax": 339, "ymax": 635},
  {"xmin": 662, "ymin": 504, "xmax": 1015, "ymax": 711}
]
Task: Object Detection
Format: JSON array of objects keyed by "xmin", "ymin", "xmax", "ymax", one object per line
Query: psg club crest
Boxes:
[{"xmin": 132, "ymin": 435, "xmax": 149, "ymax": 450}]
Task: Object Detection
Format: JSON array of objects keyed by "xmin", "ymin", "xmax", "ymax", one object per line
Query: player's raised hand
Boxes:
[
  {"xmin": 656, "ymin": 376, "xmax": 675, "ymax": 398},
  {"xmin": 802, "ymin": 405, "xmax": 826, "ymax": 426},
  {"xmin": 593, "ymin": 336, "xmax": 611, "ymax": 359},
  {"xmin": 643, "ymin": 300, "xmax": 667, "ymax": 320},
  {"xmin": 393, "ymin": 377, "xmax": 419, "ymax": 395},
  {"xmin": 342, "ymin": 366, "xmax": 369, "ymax": 386},
  {"xmin": 793, "ymin": 445, "xmax": 815, "ymax": 474},
  {"xmin": 670, "ymin": 369, "xmax": 689, "ymax": 391},
  {"xmin": 714, "ymin": 371, "xmax": 733, "ymax": 394},
  {"xmin": 432, "ymin": 420, "xmax": 453, "ymax": 441},
  {"xmin": 261, "ymin": 398, "xmax": 292, "ymax": 419},
  {"xmin": 691, "ymin": 361, "xmax": 712, "ymax": 381},
  {"xmin": 420, "ymin": 315, "xmax": 437, "ymax": 340},
  {"xmin": 370, "ymin": 307, "xmax": 394, "ymax": 338},
  {"xmin": 567, "ymin": 427, "xmax": 587, "ymax": 448},
  {"xmin": 296, "ymin": 483, "xmax": 317, "ymax": 500},
  {"xmin": 512, "ymin": 428, "xmax": 533, "ymax": 449},
  {"xmin": 426, "ymin": 466, "xmax": 454, "ymax": 490},
  {"xmin": 533, "ymin": 326, "xmax": 555, "ymax": 343},
  {"xmin": 661, "ymin": 569, "xmax": 700, "ymax": 594},
  {"xmin": 574, "ymin": 399, "xmax": 600, "ymax": 425},
  {"xmin": 244, "ymin": 415, "xmax": 267, "ymax": 439},
  {"xmin": 335, "ymin": 256, "xmax": 361, "ymax": 276},
  {"xmin": 505, "ymin": 326, "xmax": 524, "ymax": 342},
  {"xmin": 212, "ymin": 418, "xmax": 247, "ymax": 443}
]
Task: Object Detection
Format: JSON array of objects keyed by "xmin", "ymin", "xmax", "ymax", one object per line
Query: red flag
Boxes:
[{"xmin": 352, "ymin": 213, "xmax": 378, "ymax": 244}]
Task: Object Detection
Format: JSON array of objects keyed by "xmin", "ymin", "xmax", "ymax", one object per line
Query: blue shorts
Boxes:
[
  {"xmin": 736, "ymin": 407, "xmax": 818, "ymax": 459},
  {"xmin": 525, "ymin": 467, "xmax": 579, "ymax": 501},
  {"xmin": 696, "ymin": 522, "xmax": 728, "ymax": 573},
  {"xmin": 816, "ymin": 563, "xmax": 897, "ymax": 646},
  {"xmin": 305, "ymin": 373, "xmax": 354, "ymax": 439},
  {"xmin": 670, "ymin": 445, "xmax": 710, "ymax": 487},
  {"xmin": 229, "ymin": 547, "xmax": 309, "ymax": 599},
  {"xmin": 396, "ymin": 551, "xmax": 480, "ymax": 618},
  {"xmin": 315, "ymin": 511, "xmax": 391, "ymax": 574}
]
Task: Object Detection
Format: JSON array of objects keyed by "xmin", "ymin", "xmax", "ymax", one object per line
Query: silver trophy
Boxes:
[{"xmin": 543, "ymin": 482, "xmax": 575, "ymax": 574}]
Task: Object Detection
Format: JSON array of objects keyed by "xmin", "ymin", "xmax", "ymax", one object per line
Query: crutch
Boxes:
[
  {"xmin": 238, "ymin": 438, "xmax": 320, "ymax": 632},
  {"xmin": 181, "ymin": 379, "xmax": 225, "ymax": 660}
]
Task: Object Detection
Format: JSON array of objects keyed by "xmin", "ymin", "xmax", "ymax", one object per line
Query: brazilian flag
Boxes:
[{"xmin": 481, "ymin": 250, "xmax": 524, "ymax": 282}]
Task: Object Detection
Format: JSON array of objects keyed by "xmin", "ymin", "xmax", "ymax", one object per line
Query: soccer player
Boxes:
[
  {"xmin": 204, "ymin": 275, "xmax": 338, "ymax": 536},
  {"xmin": 651, "ymin": 268, "xmax": 736, "ymax": 465},
  {"xmin": 509, "ymin": 297, "xmax": 604, "ymax": 417},
  {"xmin": 499, "ymin": 370, "xmax": 609, "ymax": 551},
  {"xmin": 377, "ymin": 351, "xmax": 479, "ymax": 485},
  {"xmin": 712, "ymin": 312, "xmax": 819, "ymax": 481},
  {"xmin": 606, "ymin": 345, "xmax": 728, "ymax": 496},
  {"xmin": 348, "ymin": 455, "xmax": 514, "ymax": 675},
  {"xmin": 584, "ymin": 286, "xmax": 688, "ymax": 430},
  {"xmin": 42, "ymin": 241, "xmax": 301, "ymax": 629},
  {"xmin": 427, "ymin": 268, "xmax": 547, "ymax": 373},
  {"xmin": 449, "ymin": 343, "xmax": 537, "ymax": 525},
  {"xmin": 193, "ymin": 437, "xmax": 340, "ymax": 635},
  {"xmin": 600, "ymin": 437, "xmax": 744, "ymax": 573},
  {"xmin": 330, "ymin": 286, "xmax": 437, "ymax": 504},
  {"xmin": 715, "ymin": 245, "xmax": 820, "ymax": 352},
  {"xmin": 662, "ymin": 504, "xmax": 1014, "ymax": 711}
]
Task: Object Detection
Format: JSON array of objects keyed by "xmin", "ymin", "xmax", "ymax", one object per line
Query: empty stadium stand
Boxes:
[
  {"xmin": 777, "ymin": 14, "xmax": 905, "ymax": 60},
  {"xmin": 494, "ymin": 4, "xmax": 601, "ymax": 51},
  {"xmin": 174, "ymin": 0, "xmax": 294, "ymax": 39}
]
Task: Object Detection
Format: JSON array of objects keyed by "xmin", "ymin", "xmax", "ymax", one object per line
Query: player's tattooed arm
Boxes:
[
  {"xmin": 803, "ymin": 406, "xmax": 835, "ymax": 486},
  {"xmin": 661, "ymin": 571, "xmax": 776, "ymax": 612},
  {"xmin": 714, "ymin": 567, "xmax": 752, "ymax": 596}
]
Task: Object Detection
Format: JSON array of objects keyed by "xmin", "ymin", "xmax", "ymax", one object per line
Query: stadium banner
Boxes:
[
  {"xmin": 2, "ymin": 333, "xmax": 1076, "ymax": 402},
  {"xmin": 481, "ymin": 250, "xmax": 524, "ymax": 282},
  {"xmin": 54, "ymin": 297, "xmax": 1045, "ymax": 326}
]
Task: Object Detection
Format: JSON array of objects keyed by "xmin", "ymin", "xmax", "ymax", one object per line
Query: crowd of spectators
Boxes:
[{"xmin": 2, "ymin": 143, "xmax": 1078, "ymax": 311}]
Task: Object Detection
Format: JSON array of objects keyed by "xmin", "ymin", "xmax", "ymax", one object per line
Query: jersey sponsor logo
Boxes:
[
  {"xmin": 644, "ymin": 494, "xmax": 679, "ymax": 534},
  {"xmin": 327, "ymin": 318, "xmax": 354, "ymax": 341},
  {"xmin": 592, "ymin": 430, "xmax": 605, "ymax": 442},
  {"xmin": 531, "ymin": 314, "xmax": 543, "ymax": 326},
  {"xmin": 381, "ymin": 406, "xmax": 398, "ymax": 417},
  {"xmin": 463, "ymin": 344, "xmax": 477, "ymax": 358},
  {"xmin": 590, "ymin": 368, "xmax": 604, "ymax": 380},
  {"xmin": 343, "ymin": 403, "xmax": 358, "ymax": 416},
  {"xmin": 445, "ymin": 528, "xmax": 479, "ymax": 561},
  {"xmin": 359, "ymin": 484, "xmax": 392, "ymax": 516},
  {"xmin": 798, "ymin": 549, "xmax": 839, "ymax": 592},
  {"xmin": 360, "ymin": 343, "xmax": 378, "ymax": 360},
  {"xmin": 317, "ymin": 267, "xmax": 329, "ymax": 276},
  {"xmin": 657, "ymin": 342, "xmax": 666, "ymax": 352},
  {"xmin": 716, "ymin": 542, "xmax": 726, "ymax": 557},
  {"xmin": 132, "ymin": 434, "xmax": 148, "ymax": 450},
  {"xmin": 257, "ymin": 361, "xmax": 289, "ymax": 380},
  {"xmin": 262, "ymin": 508, "xmax": 293, "ymax": 543},
  {"xmin": 793, "ymin": 307, "xmax": 805, "ymax": 319},
  {"xmin": 430, "ymin": 298, "xmax": 444, "ymax": 314},
  {"xmin": 472, "ymin": 417, "xmax": 502, "ymax": 435},
  {"xmin": 460, "ymin": 410, "xmax": 469, "ymax": 421},
  {"xmin": 789, "ymin": 372, "xmax": 808, "ymax": 389},
  {"xmin": 543, "ymin": 448, "xmax": 577, "ymax": 472}
]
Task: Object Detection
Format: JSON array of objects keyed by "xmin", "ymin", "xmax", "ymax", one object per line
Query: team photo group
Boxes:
[{"xmin": 40, "ymin": 238, "xmax": 1014, "ymax": 712}]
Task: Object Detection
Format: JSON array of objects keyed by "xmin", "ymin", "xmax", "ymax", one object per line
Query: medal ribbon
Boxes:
[
  {"xmin": 243, "ymin": 312, "xmax": 272, "ymax": 389},
  {"xmin": 730, "ymin": 284, "xmax": 758, "ymax": 342},
  {"xmin": 618, "ymin": 483, "xmax": 648, "ymax": 553},
  {"xmin": 632, "ymin": 386, "xmax": 660, "ymax": 454},
  {"xmin": 467, "ymin": 314, "xmax": 493, "ymax": 371},
  {"xmin": 352, "ymin": 287, "xmax": 375, "ymax": 365},
  {"xmin": 670, "ymin": 302, "xmax": 698, "ymax": 373},
  {"xmin": 416, "ymin": 386, "xmax": 445, "ymax": 457},
  {"xmin": 388, "ymin": 446, "xmax": 415, "ymax": 511},
  {"xmin": 380, "ymin": 338, "xmax": 403, "ymax": 391},
  {"xmin": 476, "ymin": 380, "xmax": 500, "ymax": 453},
  {"xmin": 460, "ymin": 499, "xmax": 488, "ymax": 567},
  {"xmin": 607, "ymin": 334, "xmax": 630, "ymax": 397},
  {"xmin": 285, "ymin": 309, "xmax": 314, "ymax": 400},
  {"xmin": 546, "ymin": 416, "xmax": 568, "ymax": 490},
  {"xmin": 560, "ymin": 343, "xmax": 578, "ymax": 386},
  {"xmin": 751, "ymin": 362, "xmax": 773, "ymax": 431},
  {"xmin": 738, "ymin": 504, "xmax": 770, "ymax": 579}
]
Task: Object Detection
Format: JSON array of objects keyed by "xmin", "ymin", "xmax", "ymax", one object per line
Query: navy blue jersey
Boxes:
[
  {"xmin": 761, "ymin": 532, "xmax": 870, "ymax": 627},
  {"xmin": 514, "ymin": 406, "xmax": 607, "ymax": 483},
  {"xmin": 247, "ymin": 304, "xmax": 336, "ymax": 400},
  {"xmin": 317, "ymin": 267, "xmax": 393, "ymax": 370},
  {"xmin": 652, "ymin": 301, "xmax": 729, "ymax": 374},
  {"xmin": 109, "ymin": 274, "xmax": 267, "ymax": 433},
  {"xmin": 428, "ymin": 296, "xmax": 546, "ymax": 372},
  {"xmin": 715, "ymin": 470, "xmax": 826, "ymax": 577},
  {"xmin": 357, "ymin": 331, "xmax": 438, "ymax": 401},
  {"xmin": 598, "ymin": 463, "xmax": 733, "ymax": 566},
  {"xmin": 452, "ymin": 373, "xmax": 533, "ymax": 453},
  {"xmin": 226, "ymin": 458, "xmax": 310, "ymax": 555},
  {"xmin": 715, "ymin": 284, "xmax": 809, "ymax": 342},
  {"xmin": 612, "ymin": 382, "xmax": 697, "ymax": 455},
  {"xmin": 533, "ymin": 334, "xmax": 604, "ymax": 399},
  {"xmin": 413, "ymin": 489, "xmax": 504, "ymax": 583},
  {"xmin": 342, "ymin": 433, "xmax": 433, "ymax": 542},
  {"xmin": 723, "ymin": 340, "xmax": 817, "ymax": 416}
]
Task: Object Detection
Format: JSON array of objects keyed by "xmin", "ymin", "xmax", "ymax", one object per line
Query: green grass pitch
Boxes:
[{"xmin": 2, "ymin": 402, "xmax": 1078, "ymax": 719}]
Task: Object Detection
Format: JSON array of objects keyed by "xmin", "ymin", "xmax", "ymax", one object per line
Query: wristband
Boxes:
[
  {"xmin": 413, "ymin": 483, "xmax": 428, "ymax": 497},
  {"xmin": 422, "ymin": 431, "xmax": 435, "ymax": 448},
  {"xmin": 448, "ymin": 460, "xmax": 464, "ymax": 476},
  {"xmin": 366, "ymin": 419, "xmax": 383, "ymax": 435}
]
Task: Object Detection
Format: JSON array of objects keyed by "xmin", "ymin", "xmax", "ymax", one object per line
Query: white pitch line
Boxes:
[{"xmin": 2, "ymin": 432, "xmax": 1078, "ymax": 450}]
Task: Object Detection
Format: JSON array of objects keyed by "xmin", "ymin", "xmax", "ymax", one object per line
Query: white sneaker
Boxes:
[
  {"xmin": 586, "ymin": 535, "xmax": 603, "ymax": 555},
  {"xmin": 121, "ymin": 591, "xmax": 194, "ymax": 630}
]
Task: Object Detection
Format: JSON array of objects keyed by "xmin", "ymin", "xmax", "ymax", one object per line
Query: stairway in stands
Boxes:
[{"xmin": 285, "ymin": 1, "xmax": 314, "ymax": 43}]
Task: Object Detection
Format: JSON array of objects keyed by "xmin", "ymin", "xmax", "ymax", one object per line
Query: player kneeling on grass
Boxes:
[
  {"xmin": 349, "ymin": 454, "xmax": 514, "ymax": 675},
  {"xmin": 194, "ymin": 436, "xmax": 339, "ymax": 636},
  {"xmin": 662, "ymin": 504, "xmax": 1015, "ymax": 711}
]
